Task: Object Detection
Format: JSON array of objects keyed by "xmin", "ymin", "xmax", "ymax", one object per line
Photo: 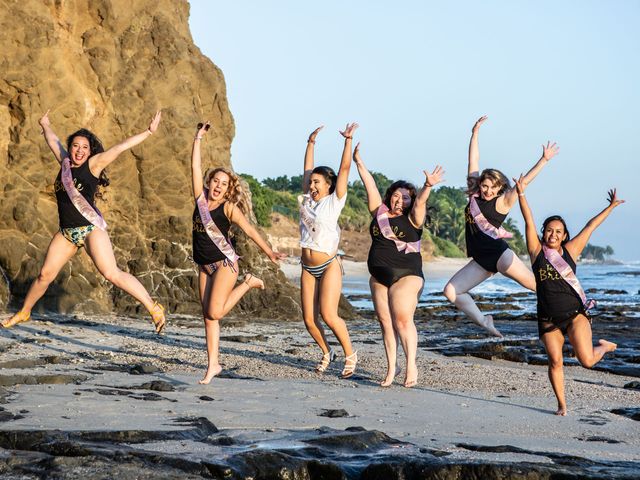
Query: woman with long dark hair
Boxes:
[
  {"xmin": 444, "ymin": 116, "xmax": 559, "ymax": 337},
  {"xmin": 300, "ymin": 124, "xmax": 358, "ymax": 378},
  {"xmin": 515, "ymin": 176, "xmax": 621, "ymax": 415},
  {"xmin": 353, "ymin": 142, "xmax": 444, "ymax": 387},
  {"xmin": 2, "ymin": 110, "xmax": 167, "ymax": 332},
  {"xmin": 192, "ymin": 122, "xmax": 284, "ymax": 384}
]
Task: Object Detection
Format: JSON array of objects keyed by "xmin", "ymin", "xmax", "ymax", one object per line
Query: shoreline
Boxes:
[{"xmin": 0, "ymin": 312, "xmax": 638, "ymax": 476}]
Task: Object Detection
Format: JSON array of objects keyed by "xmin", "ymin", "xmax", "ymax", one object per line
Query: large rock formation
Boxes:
[{"xmin": 0, "ymin": 0, "xmax": 310, "ymax": 319}]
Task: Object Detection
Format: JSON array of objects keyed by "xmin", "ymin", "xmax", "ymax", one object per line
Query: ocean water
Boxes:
[{"xmin": 344, "ymin": 262, "xmax": 640, "ymax": 315}]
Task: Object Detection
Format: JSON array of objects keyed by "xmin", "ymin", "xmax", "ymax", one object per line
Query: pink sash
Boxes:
[
  {"xmin": 468, "ymin": 195, "xmax": 512, "ymax": 239},
  {"xmin": 376, "ymin": 204, "xmax": 421, "ymax": 254},
  {"xmin": 298, "ymin": 194, "xmax": 320, "ymax": 241},
  {"xmin": 196, "ymin": 190, "xmax": 239, "ymax": 268},
  {"xmin": 543, "ymin": 246, "xmax": 596, "ymax": 312},
  {"xmin": 60, "ymin": 157, "xmax": 107, "ymax": 230}
]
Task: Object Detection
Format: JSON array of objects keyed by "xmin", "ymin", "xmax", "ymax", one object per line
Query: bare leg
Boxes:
[
  {"xmin": 389, "ymin": 275, "xmax": 423, "ymax": 388},
  {"xmin": 198, "ymin": 269, "xmax": 222, "ymax": 384},
  {"xmin": 541, "ymin": 329, "xmax": 567, "ymax": 415},
  {"xmin": 370, "ymin": 277, "xmax": 397, "ymax": 386},
  {"xmin": 84, "ymin": 229, "xmax": 155, "ymax": 311},
  {"xmin": 443, "ymin": 260, "xmax": 501, "ymax": 336},
  {"xmin": 19, "ymin": 233, "xmax": 78, "ymax": 312},
  {"xmin": 567, "ymin": 314, "xmax": 617, "ymax": 368},
  {"xmin": 318, "ymin": 259, "xmax": 354, "ymax": 358},
  {"xmin": 496, "ymin": 249, "xmax": 536, "ymax": 291},
  {"xmin": 300, "ymin": 267, "xmax": 330, "ymax": 355}
]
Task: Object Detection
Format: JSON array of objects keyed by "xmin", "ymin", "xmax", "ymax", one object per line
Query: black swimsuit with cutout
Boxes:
[
  {"xmin": 367, "ymin": 212, "xmax": 423, "ymax": 288},
  {"xmin": 464, "ymin": 196, "xmax": 509, "ymax": 273}
]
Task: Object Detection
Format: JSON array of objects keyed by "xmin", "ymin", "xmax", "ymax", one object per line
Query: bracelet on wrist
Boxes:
[
  {"xmin": 424, "ymin": 182, "xmax": 433, "ymax": 188},
  {"xmin": 518, "ymin": 193, "xmax": 525, "ymax": 197},
  {"xmin": 307, "ymin": 139, "xmax": 315, "ymax": 144},
  {"xmin": 195, "ymin": 136, "xmax": 203, "ymax": 141},
  {"xmin": 147, "ymin": 129, "xmax": 153, "ymax": 135}
]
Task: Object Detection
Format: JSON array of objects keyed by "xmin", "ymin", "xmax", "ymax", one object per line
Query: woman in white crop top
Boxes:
[{"xmin": 299, "ymin": 123, "xmax": 358, "ymax": 378}]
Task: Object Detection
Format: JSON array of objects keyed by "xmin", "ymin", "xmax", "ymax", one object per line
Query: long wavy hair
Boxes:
[
  {"xmin": 466, "ymin": 168, "xmax": 511, "ymax": 197},
  {"xmin": 541, "ymin": 215, "xmax": 570, "ymax": 245},
  {"xmin": 67, "ymin": 129, "xmax": 110, "ymax": 200},
  {"xmin": 382, "ymin": 180, "xmax": 418, "ymax": 217},
  {"xmin": 311, "ymin": 166, "xmax": 338, "ymax": 194},
  {"xmin": 204, "ymin": 167, "xmax": 249, "ymax": 214}
]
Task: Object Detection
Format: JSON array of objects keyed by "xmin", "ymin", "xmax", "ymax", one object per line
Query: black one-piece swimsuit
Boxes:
[{"xmin": 464, "ymin": 196, "xmax": 509, "ymax": 273}]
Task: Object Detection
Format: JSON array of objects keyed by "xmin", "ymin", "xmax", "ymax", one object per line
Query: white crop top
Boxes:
[{"xmin": 299, "ymin": 191, "xmax": 347, "ymax": 255}]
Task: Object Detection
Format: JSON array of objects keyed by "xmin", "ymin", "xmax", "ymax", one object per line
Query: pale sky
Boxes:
[{"xmin": 189, "ymin": 1, "xmax": 639, "ymax": 260}]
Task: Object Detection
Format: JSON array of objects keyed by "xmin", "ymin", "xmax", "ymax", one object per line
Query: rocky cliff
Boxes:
[{"xmin": 0, "ymin": 0, "xmax": 313, "ymax": 319}]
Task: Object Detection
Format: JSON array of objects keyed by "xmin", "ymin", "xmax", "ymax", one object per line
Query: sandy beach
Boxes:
[{"xmin": 1, "ymin": 265, "xmax": 639, "ymax": 478}]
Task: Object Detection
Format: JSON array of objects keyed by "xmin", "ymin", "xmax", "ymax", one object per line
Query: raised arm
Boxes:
[
  {"xmin": 352, "ymin": 143, "xmax": 382, "ymax": 214},
  {"xmin": 39, "ymin": 110, "xmax": 68, "ymax": 163},
  {"xmin": 500, "ymin": 141, "xmax": 559, "ymax": 212},
  {"xmin": 410, "ymin": 166, "xmax": 445, "ymax": 227},
  {"xmin": 90, "ymin": 111, "xmax": 161, "ymax": 175},
  {"xmin": 514, "ymin": 175, "xmax": 541, "ymax": 264},
  {"xmin": 228, "ymin": 204, "xmax": 286, "ymax": 264},
  {"xmin": 191, "ymin": 121, "xmax": 210, "ymax": 199},
  {"xmin": 468, "ymin": 115, "xmax": 487, "ymax": 178},
  {"xmin": 334, "ymin": 122, "xmax": 358, "ymax": 199},
  {"xmin": 303, "ymin": 126, "xmax": 323, "ymax": 194},
  {"xmin": 565, "ymin": 189, "xmax": 625, "ymax": 260}
]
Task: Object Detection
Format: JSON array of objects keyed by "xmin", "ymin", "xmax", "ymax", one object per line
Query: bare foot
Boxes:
[
  {"xmin": 244, "ymin": 273, "xmax": 265, "ymax": 290},
  {"xmin": 198, "ymin": 364, "xmax": 223, "ymax": 384},
  {"xmin": 403, "ymin": 363, "xmax": 418, "ymax": 388},
  {"xmin": 598, "ymin": 339, "xmax": 617, "ymax": 353},
  {"xmin": 555, "ymin": 406, "xmax": 567, "ymax": 416},
  {"xmin": 380, "ymin": 363, "xmax": 401, "ymax": 387},
  {"xmin": 477, "ymin": 315, "xmax": 503, "ymax": 338}
]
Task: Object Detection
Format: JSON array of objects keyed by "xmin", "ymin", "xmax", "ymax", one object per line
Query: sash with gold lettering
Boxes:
[
  {"xmin": 60, "ymin": 157, "xmax": 107, "ymax": 230},
  {"xmin": 542, "ymin": 246, "xmax": 596, "ymax": 312},
  {"xmin": 196, "ymin": 189, "xmax": 239, "ymax": 267},
  {"xmin": 376, "ymin": 204, "xmax": 421, "ymax": 254},
  {"xmin": 468, "ymin": 194, "xmax": 512, "ymax": 239},
  {"xmin": 298, "ymin": 194, "xmax": 320, "ymax": 242}
]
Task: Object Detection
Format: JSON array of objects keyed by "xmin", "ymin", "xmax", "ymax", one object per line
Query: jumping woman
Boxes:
[
  {"xmin": 1, "ymin": 110, "xmax": 167, "ymax": 332},
  {"xmin": 444, "ymin": 116, "xmax": 559, "ymax": 337},
  {"xmin": 353, "ymin": 142, "xmax": 444, "ymax": 387},
  {"xmin": 515, "ymin": 176, "xmax": 621, "ymax": 416},
  {"xmin": 300, "ymin": 124, "xmax": 358, "ymax": 378},
  {"xmin": 192, "ymin": 121, "xmax": 284, "ymax": 384}
]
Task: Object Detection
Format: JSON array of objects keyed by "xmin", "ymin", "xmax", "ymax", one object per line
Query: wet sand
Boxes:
[{"xmin": 0, "ymin": 308, "xmax": 639, "ymax": 477}]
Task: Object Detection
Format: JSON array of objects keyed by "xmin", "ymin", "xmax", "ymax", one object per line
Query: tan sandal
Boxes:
[
  {"xmin": 149, "ymin": 301, "xmax": 166, "ymax": 335},
  {"xmin": 315, "ymin": 349, "xmax": 336, "ymax": 373},
  {"xmin": 1, "ymin": 310, "xmax": 31, "ymax": 329},
  {"xmin": 341, "ymin": 351, "xmax": 358, "ymax": 379}
]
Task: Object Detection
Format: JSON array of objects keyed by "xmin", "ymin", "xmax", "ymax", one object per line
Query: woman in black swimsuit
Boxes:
[
  {"xmin": 353, "ymin": 142, "xmax": 444, "ymax": 387},
  {"xmin": 444, "ymin": 116, "xmax": 559, "ymax": 337},
  {"xmin": 515, "ymin": 177, "xmax": 621, "ymax": 416}
]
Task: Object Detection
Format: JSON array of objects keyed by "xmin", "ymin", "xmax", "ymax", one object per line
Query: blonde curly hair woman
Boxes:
[{"xmin": 191, "ymin": 121, "xmax": 284, "ymax": 384}]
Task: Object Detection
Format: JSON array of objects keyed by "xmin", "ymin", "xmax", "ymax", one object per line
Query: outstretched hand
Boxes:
[
  {"xmin": 308, "ymin": 125, "xmax": 323, "ymax": 143},
  {"xmin": 424, "ymin": 165, "xmax": 445, "ymax": 187},
  {"xmin": 607, "ymin": 189, "xmax": 625, "ymax": 208},
  {"xmin": 472, "ymin": 115, "xmax": 488, "ymax": 134},
  {"xmin": 270, "ymin": 251, "xmax": 287, "ymax": 264},
  {"xmin": 513, "ymin": 174, "xmax": 526, "ymax": 195},
  {"xmin": 39, "ymin": 109, "xmax": 51, "ymax": 129},
  {"xmin": 148, "ymin": 110, "xmax": 162, "ymax": 134},
  {"xmin": 339, "ymin": 122, "xmax": 359, "ymax": 139},
  {"xmin": 353, "ymin": 142, "xmax": 363, "ymax": 165},
  {"xmin": 196, "ymin": 121, "xmax": 211, "ymax": 139},
  {"xmin": 542, "ymin": 141, "xmax": 559, "ymax": 161}
]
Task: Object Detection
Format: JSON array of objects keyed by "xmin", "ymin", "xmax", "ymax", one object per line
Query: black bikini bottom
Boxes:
[{"xmin": 368, "ymin": 265, "xmax": 423, "ymax": 288}]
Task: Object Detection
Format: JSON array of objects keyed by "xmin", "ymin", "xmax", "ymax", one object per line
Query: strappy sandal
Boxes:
[
  {"xmin": 341, "ymin": 351, "xmax": 358, "ymax": 379},
  {"xmin": 149, "ymin": 301, "xmax": 166, "ymax": 335},
  {"xmin": 0, "ymin": 310, "xmax": 31, "ymax": 329},
  {"xmin": 315, "ymin": 349, "xmax": 336, "ymax": 373}
]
